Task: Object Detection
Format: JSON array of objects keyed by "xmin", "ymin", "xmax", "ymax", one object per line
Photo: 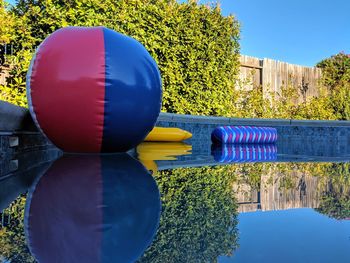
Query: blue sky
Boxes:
[
  {"xmin": 6, "ymin": 0, "xmax": 350, "ymax": 66},
  {"xmin": 219, "ymin": 0, "xmax": 350, "ymax": 66}
]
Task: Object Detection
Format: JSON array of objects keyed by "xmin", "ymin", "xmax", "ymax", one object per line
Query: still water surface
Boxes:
[{"xmin": 1, "ymin": 142, "xmax": 350, "ymax": 263}]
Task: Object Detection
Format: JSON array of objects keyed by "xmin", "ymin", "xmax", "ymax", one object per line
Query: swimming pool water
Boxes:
[{"xmin": 1, "ymin": 139, "xmax": 350, "ymax": 263}]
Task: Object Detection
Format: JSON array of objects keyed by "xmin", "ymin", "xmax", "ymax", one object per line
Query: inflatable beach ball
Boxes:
[{"xmin": 27, "ymin": 27, "xmax": 162, "ymax": 153}]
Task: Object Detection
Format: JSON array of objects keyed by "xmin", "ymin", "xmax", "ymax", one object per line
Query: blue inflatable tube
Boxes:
[
  {"xmin": 212, "ymin": 144, "xmax": 277, "ymax": 163},
  {"xmin": 211, "ymin": 126, "xmax": 277, "ymax": 144}
]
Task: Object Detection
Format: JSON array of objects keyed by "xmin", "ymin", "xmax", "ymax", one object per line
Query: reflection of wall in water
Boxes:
[{"xmin": 234, "ymin": 172, "xmax": 320, "ymax": 213}]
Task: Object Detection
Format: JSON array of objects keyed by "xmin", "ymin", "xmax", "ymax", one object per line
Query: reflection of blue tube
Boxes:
[
  {"xmin": 212, "ymin": 144, "xmax": 277, "ymax": 163},
  {"xmin": 211, "ymin": 126, "xmax": 278, "ymax": 144},
  {"xmin": 25, "ymin": 154, "xmax": 161, "ymax": 263}
]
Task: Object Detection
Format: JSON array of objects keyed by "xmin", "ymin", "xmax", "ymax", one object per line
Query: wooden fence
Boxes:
[
  {"xmin": 239, "ymin": 55, "xmax": 322, "ymax": 102},
  {"xmin": 0, "ymin": 66, "xmax": 9, "ymax": 86},
  {"xmin": 0, "ymin": 44, "xmax": 12, "ymax": 86}
]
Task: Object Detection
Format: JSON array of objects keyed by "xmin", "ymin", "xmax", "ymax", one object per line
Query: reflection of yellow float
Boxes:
[
  {"xmin": 144, "ymin": 127, "xmax": 192, "ymax": 142},
  {"xmin": 137, "ymin": 142, "xmax": 192, "ymax": 173}
]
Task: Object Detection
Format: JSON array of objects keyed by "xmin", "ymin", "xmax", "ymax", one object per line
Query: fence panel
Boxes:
[
  {"xmin": 0, "ymin": 44, "xmax": 13, "ymax": 86},
  {"xmin": 239, "ymin": 55, "xmax": 323, "ymax": 102},
  {"xmin": 239, "ymin": 55, "xmax": 262, "ymax": 90}
]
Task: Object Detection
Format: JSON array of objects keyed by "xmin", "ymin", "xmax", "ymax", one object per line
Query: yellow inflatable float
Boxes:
[
  {"xmin": 137, "ymin": 142, "xmax": 192, "ymax": 173},
  {"xmin": 144, "ymin": 127, "xmax": 192, "ymax": 142}
]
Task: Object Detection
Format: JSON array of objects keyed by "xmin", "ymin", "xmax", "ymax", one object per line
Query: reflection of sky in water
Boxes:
[{"xmin": 220, "ymin": 209, "xmax": 350, "ymax": 263}]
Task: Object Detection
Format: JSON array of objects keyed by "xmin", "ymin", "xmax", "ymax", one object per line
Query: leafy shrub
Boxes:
[
  {"xmin": 317, "ymin": 52, "xmax": 350, "ymax": 90},
  {"xmin": 1, "ymin": 0, "xmax": 349, "ymax": 121},
  {"xmin": 0, "ymin": 0, "xmax": 15, "ymax": 43},
  {"xmin": 0, "ymin": 82, "xmax": 27, "ymax": 107},
  {"xmin": 2, "ymin": 0, "xmax": 241, "ymax": 116},
  {"xmin": 234, "ymin": 81, "xmax": 336, "ymax": 120},
  {"xmin": 233, "ymin": 53, "xmax": 350, "ymax": 121},
  {"xmin": 317, "ymin": 52, "xmax": 350, "ymax": 120}
]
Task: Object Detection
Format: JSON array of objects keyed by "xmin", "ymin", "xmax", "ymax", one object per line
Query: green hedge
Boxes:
[
  {"xmin": 0, "ymin": 0, "xmax": 15, "ymax": 43},
  {"xmin": 317, "ymin": 53, "xmax": 350, "ymax": 120},
  {"xmin": 1, "ymin": 0, "xmax": 240, "ymax": 116},
  {"xmin": 2, "ymin": 0, "xmax": 349, "ymax": 121},
  {"xmin": 317, "ymin": 52, "xmax": 350, "ymax": 90}
]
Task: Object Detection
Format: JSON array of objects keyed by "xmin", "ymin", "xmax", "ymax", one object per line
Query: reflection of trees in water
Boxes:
[
  {"xmin": 0, "ymin": 195, "xmax": 35, "ymax": 263},
  {"xmin": 139, "ymin": 166, "xmax": 239, "ymax": 263},
  {"xmin": 315, "ymin": 163, "xmax": 350, "ymax": 220},
  {"xmin": 138, "ymin": 162, "xmax": 350, "ymax": 262},
  {"xmin": 316, "ymin": 192, "xmax": 350, "ymax": 220},
  {"xmin": 1, "ymin": 163, "xmax": 350, "ymax": 262},
  {"xmin": 1, "ymin": 166, "xmax": 239, "ymax": 263}
]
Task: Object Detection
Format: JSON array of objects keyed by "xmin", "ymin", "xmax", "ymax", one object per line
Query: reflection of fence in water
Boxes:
[
  {"xmin": 0, "ymin": 45, "xmax": 5, "ymax": 66},
  {"xmin": 0, "ymin": 207, "xmax": 12, "ymax": 227},
  {"xmin": 235, "ymin": 173, "xmax": 320, "ymax": 213}
]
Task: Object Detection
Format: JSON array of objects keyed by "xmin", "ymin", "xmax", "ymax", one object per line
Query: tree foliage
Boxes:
[
  {"xmin": 1, "ymin": 0, "xmax": 350, "ymax": 120},
  {"xmin": 1, "ymin": 0, "xmax": 241, "ymax": 116},
  {"xmin": 0, "ymin": 0, "xmax": 15, "ymax": 43},
  {"xmin": 233, "ymin": 79, "xmax": 336, "ymax": 120},
  {"xmin": 317, "ymin": 52, "xmax": 350, "ymax": 90},
  {"xmin": 317, "ymin": 52, "xmax": 350, "ymax": 120}
]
